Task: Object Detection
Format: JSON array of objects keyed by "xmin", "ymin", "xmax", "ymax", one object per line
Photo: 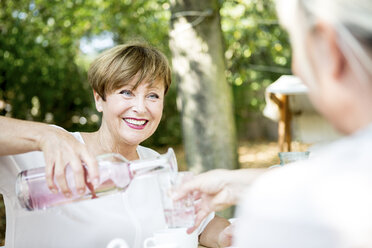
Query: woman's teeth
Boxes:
[{"xmin": 124, "ymin": 118, "xmax": 147, "ymax": 126}]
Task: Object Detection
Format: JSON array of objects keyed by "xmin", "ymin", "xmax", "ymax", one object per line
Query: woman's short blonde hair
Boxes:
[{"xmin": 88, "ymin": 42, "xmax": 171, "ymax": 100}]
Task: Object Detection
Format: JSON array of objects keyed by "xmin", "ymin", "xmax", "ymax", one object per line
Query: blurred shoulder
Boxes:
[
  {"xmin": 235, "ymin": 156, "xmax": 372, "ymax": 247},
  {"xmin": 240, "ymin": 161, "xmax": 312, "ymax": 208}
]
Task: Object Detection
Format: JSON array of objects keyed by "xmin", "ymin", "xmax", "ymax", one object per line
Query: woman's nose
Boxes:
[{"xmin": 132, "ymin": 96, "xmax": 146, "ymax": 113}]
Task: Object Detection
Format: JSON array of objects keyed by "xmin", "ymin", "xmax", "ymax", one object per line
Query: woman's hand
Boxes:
[
  {"xmin": 174, "ymin": 169, "xmax": 265, "ymax": 233},
  {"xmin": 39, "ymin": 126, "xmax": 99, "ymax": 197}
]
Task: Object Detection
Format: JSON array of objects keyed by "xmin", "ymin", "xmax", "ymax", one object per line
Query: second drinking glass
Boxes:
[{"xmin": 157, "ymin": 171, "xmax": 195, "ymax": 228}]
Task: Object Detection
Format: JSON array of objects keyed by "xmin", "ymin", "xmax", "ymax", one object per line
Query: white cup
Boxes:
[
  {"xmin": 143, "ymin": 227, "xmax": 198, "ymax": 248},
  {"xmin": 106, "ymin": 238, "xmax": 129, "ymax": 248}
]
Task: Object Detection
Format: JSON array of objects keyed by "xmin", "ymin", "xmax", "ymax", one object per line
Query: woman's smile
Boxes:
[{"xmin": 123, "ymin": 117, "xmax": 149, "ymax": 130}]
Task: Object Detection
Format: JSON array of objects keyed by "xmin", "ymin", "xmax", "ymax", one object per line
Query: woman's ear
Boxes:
[
  {"xmin": 93, "ymin": 90, "xmax": 103, "ymax": 112},
  {"xmin": 316, "ymin": 21, "xmax": 346, "ymax": 79}
]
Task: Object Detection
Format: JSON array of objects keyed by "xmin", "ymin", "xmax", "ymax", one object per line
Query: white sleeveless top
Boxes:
[{"xmin": 0, "ymin": 130, "xmax": 212, "ymax": 248}]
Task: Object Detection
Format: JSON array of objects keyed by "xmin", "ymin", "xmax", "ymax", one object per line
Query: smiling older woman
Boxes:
[{"xmin": 0, "ymin": 43, "xmax": 230, "ymax": 248}]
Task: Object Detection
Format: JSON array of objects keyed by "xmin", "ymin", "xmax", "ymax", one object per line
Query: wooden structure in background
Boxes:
[
  {"xmin": 264, "ymin": 75, "xmax": 308, "ymax": 152},
  {"xmin": 269, "ymin": 93, "xmax": 291, "ymax": 151}
]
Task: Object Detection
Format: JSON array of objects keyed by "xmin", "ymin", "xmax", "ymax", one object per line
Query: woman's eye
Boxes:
[
  {"xmin": 148, "ymin": 93, "xmax": 159, "ymax": 99},
  {"xmin": 120, "ymin": 90, "xmax": 133, "ymax": 97}
]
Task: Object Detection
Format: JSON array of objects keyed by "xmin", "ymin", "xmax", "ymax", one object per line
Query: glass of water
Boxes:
[
  {"xmin": 157, "ymin": 171, "xmax": 195, "ymax": 228},
  {"xmin": 278, "ymin": 151, "xmax": 310, "ymax": 165}
]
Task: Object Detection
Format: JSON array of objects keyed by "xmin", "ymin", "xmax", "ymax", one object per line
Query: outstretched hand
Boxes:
[
  {"xmin": 174, "ymin": 169, "xmax": 241, "ymax": 233},
  {"xmin": 174, "ymin": 168, "xmax": 266, "ymax": 233}
]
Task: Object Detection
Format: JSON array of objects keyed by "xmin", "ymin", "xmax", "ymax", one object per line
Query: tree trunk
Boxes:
[{"xmin": 169, "ymin": 0, "xmax": 238, "ymax": 174}]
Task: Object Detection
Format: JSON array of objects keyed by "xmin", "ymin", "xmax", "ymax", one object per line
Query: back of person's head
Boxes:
[
  {"xmin": 88, "ymin": 42, "xmax": 171, "ymax": 100},
  {"xmin": 275, "ymin": 0, "xmax": 372, "ymax": 90}
]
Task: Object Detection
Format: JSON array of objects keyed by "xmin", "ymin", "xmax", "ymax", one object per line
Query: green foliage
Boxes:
[
  {"xmin": 221, "ymin": 0, "xmax": 291, "ymax": 137},
  {"xmin": 0, "ymin": 0, "xmax": 101, "ymax": 131},
  {"xmin": 97, "ymin": 0, "xmax": 171, "ymax": 53}
]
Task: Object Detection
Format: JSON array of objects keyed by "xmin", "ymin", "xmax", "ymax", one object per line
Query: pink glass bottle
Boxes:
[{"xmin": 16, "ymin": 148, "xmax": 177, "ymax": 211}]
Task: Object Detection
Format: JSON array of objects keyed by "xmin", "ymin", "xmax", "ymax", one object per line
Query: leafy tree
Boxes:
[
  {"xmin": 0, "ymin": 0, "xmax": 102, "ymax": 131},
  {"xmin": 221, "ymin": 0, "xmax": 291, "ymax": 138}
]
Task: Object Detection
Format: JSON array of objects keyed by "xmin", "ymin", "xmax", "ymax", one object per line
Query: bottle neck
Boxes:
[{"xmin": 129, "ymin": 157, "xmax": 170, "ymax": 177}]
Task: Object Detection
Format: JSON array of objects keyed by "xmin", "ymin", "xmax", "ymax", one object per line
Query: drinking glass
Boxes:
[
  {"xmin": 278, "ymin": 151, "xmax": 310, "ymax": 165},
  {"xmin": 158, "ymin": 171, "xmax": 195, "ymax": 228}
]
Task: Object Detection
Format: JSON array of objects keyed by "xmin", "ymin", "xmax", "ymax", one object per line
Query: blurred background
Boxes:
[{"xmin": 0, "ymin": 0, "xmax": 299, "ymax": 244}]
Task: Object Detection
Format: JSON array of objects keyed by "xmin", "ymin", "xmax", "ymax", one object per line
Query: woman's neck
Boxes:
[{"xmin": 80, "ymin": 125, "xmax": 139, "ymax": 161}]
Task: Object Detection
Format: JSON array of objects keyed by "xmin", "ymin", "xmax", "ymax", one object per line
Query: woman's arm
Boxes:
[
  {"xmin": 0, "ymin": 116, "xmax": 99, "ymax": 196},
  {"xmin": 199, "ymin": 215, "xmax": 231, "ymax": 247},
  {"xmin": 0, "ymin": 115, "xmax": 47, "ymax": 155}
]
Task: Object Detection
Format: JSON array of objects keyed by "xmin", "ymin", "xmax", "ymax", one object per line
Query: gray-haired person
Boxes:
[{"xmin": 176, "ymin": 0, "xmax": 372, "ymax": 247}]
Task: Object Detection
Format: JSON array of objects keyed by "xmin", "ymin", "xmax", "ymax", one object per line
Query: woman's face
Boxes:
[{"xmin": 96, "ymin": 78, "xmax": 165, "ymax": 146}]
